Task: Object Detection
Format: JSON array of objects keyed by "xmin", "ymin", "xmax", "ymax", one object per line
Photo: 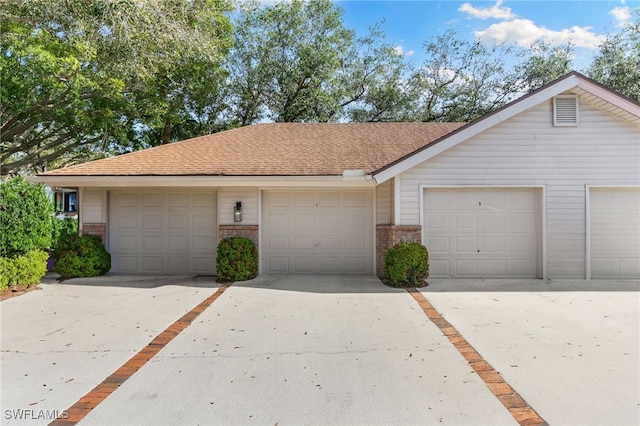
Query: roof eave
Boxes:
[{"xmin": 28, "ymin": 174, "xmax": 377, "ymax": 188}]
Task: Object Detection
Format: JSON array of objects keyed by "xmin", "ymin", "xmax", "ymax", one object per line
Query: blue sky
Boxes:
[{"xmin": 336, "ymin": 0, "xmax": 638, "ymax": 70}]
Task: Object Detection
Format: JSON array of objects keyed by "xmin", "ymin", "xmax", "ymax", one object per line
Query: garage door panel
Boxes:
[
  {"xmin": 142, "ymin": 256, "xmax": 164, "ymax": 272},
  {"xmin": 479, "ymin": 260, "xmax": 508, "ymax": 276},
  {"xmin": 426, "ymin": 213, "xmax": 449, "ymax": 231},
  {"xmin": 345, "ymin": 213, "xmax": 366, "ymax": 229},
  {"xmin": 265, "ymin": 213, "xmax": 289, "ymax": 229},
  {"xmin": 263, "ymin": 190, "xmax": 372, "ymax": 274},
  {"xmin": 109, "ymin": 191, "xmax": 216, "ymax": 274},
  {"xmin": 483, "ymin": 236, "xmax": 508, "ymax": 252},
  {"xmin": 293, "ymin": 213, "xmax": 315, "ymax": 229},
  {"xmin": 264, "ymin": 192, "xmax": 290, "ymax": 207},
  {"xmin": 456, "ymin": 260, "xmax": 479, "ymax": 276},
  {"xmin": 268, "ymin": 257, "xmax": 289, "ymax": 273},
  {"xmin": 192, "ymin": 214, "xmax": 212, "ymax": 230},
  {"xmin": 294, "ymin": 235, "xmax": 316, "ymax": 250},
  {"xmin": 168, "ymin": 235, "xmax": 188, "ymax": 253},
  {"xmin": 267, "ymin": 235, "xmax": 289, "ymax": 250},
  {"xmin": 142, "ymin": 214, "xmax": 162, "ymax": 229},
  {"xmin": 427, "ymin": 236, "xmax": 449, "ymax": 253},
  {"xmin": 590, "ymin": 188, "xmax": 640, "ymax": 278},
  {"xmin": 345, "ymin": 191, "xmax": 367, "ymax": 207},
  {"xmin": 455, "ymin": 214, "xmax": 477, "ymax": 231},
  {"xmin": 168, "ymin": 193, "xmax": 188, "ymax": 207},
  {"xmin": 294, "ymin": 192, "xmax": 315, "ymax": 207},
  {"xmin": 319, "ymin": 235, "xmax": 341, "ymax": 250},
  {"xmin": 294, "ymin": 257, "xmax": 315, "ymax": 273},
  {"xmin": 599, "ymin": 258, "xmax": 640, "ymax": 277},
  {"xmin": 620, "ymin": 259, "xmax": 640, "ymax": 276},
  {"xmin": 142, "ymin": 235, "xmax": 163, "ymax": 252},
  {"xmin": 424, "ymin": 188, "xmax": 540, "ymax": 278},
  {"xmin": 483, "ymin": 192, "xmax": 505, "ymax": 209},
  {"xmin": 319, "ymin": 214, "xmax": 341, "ymax": 229},
  {"xmin": 455, "ymin": 236, "xmax": 477, "ymax": 253},
  {"xmin": 112, "ymin": 193, "xmax": 138, "ymax": 207},
  {"xmin": 192, "ymin": 235, "xmax": 214, "ymax": 251},
  {"xmin": 142, "ymin": 193, "xmax": 163, "ymax": 207},
  {"xmin": 115, "ymin": 214, "xmax": 138, "ymax": 229},
  {"xmin": 319, "ymin": 192, "xmax": 341, "ymax": 207},
  {"xmin": 168, "ymin": 214, "xmax": 188, "ymax": 229},
  {"xmin": 482, "ymin": 214, "xmax": 506, "ymax": 232},
  {"xmin": 116, "ymin": 256, "xmax": 138, "ymax": 272},
  {"xmin": 192, "ymin": 257, "xmax": 215, "ymax": 274},
  {"xmin": 318, "ymin": 257, "xmax": 342, "ymax": 273},
  {"xmin": 345, "ymin": 235, "xmax": 365, "ymax": 250},
  {"xmin": 344, "ymin": 257, "xmax": 366, "ymax": 273},
  {"xmin": 117, "ymin": 235, "xmax": 138, "ymax": 251}
]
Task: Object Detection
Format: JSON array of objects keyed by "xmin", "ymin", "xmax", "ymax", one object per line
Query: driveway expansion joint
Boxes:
[
  {"xmin": 406, "ymin": 287, "xmax": 549, "ymax": 426},
  {"xmin": 49, "ymin": 283, "xmax": 232, "ymax": 426}
]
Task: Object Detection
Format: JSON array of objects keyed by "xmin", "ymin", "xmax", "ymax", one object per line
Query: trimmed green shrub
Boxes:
[
  {"xmin": 0, "ymin": 176, "xmax": 53, "ymax": 257},
  {"xmin": 51, "ymin": 217, "xmax": 78, "ymax": 251},
  {"xmin": 384, "ymin": 241, "xmax": 429, "ymax": 287},
  {"xmin": 54, "ymin": 235, "xmax": 111, "ymax": 279},
  {"xmin": 0, "ymin": 250, "xmax": 49, "ymax": 290},
  {"xmin": 216, "ymin": 237, "xmax": 258, "ymax": 282}
]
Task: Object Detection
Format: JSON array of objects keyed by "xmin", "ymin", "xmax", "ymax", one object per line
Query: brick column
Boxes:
[
  {"xmin": 376, "ymin": 225, "xmax": 422, "ymax": 277},
  {"xmin": 218, "ymin": 225, "xmax": 259, "ymax": 253},
  {"xmin": 82, "ymin": 223, "xmax": 107, "ymax": 244}
]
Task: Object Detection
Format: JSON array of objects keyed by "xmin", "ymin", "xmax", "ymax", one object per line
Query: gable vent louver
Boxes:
[{"xmin": 553, "ymin": 96, "xmax": 579, "ymax": 126}]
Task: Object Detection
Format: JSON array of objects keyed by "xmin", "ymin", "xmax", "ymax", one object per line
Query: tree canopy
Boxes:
[
  {"xmin": 1, "ymin": 0, "xmax": 233, "ymax": 175},
  {"xmin": 1, "ymin": 0, "xmax": 638, "ymax": 176},
  {"xmin": 587, "ymin": 10, "xmax": 640, "ymax": 100}
]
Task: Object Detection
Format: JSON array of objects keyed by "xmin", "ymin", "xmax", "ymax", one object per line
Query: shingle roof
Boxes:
[{"xmin": 39, "ymin": 122, "xmax": 466, "ymax": 177}]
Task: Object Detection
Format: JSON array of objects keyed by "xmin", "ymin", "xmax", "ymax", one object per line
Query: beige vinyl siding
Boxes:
[
  {"xmin": 399, "ymin": 97, "xmax": 640, "ymax": 278},
  {"xmin": 218, "ymin": 188, "xmax": 259, "ymax": 225},
  {"xmin": 376, "ymin": 178, "xmax": 394, "ymax": 225},
  {"xmin": 81, "ymin": 188, "xmax": 106, "ymax": 223}
]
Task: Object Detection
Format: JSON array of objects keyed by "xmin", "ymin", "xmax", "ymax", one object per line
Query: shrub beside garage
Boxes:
[
  {"xmin": 54, "ymin": 234, "xmax": 111, "ymax": 279},
  {"xmin": 0, "ymin": 177, "xmax": 53, "ymax": 290},
  {"xmin": 216, "ymin": 237, "xmax": 258, "ymax": 282},
  {"xmin": 384, "ymin": 241, "xmax": 429, "ymax": 287}
]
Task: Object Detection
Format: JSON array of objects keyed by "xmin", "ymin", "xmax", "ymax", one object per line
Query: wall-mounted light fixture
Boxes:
[{"xmin": 234, "ymin": 201, "xmax": 243, "ymax": 222}]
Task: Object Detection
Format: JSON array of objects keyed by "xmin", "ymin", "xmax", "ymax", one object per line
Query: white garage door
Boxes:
[
  {"xmin": 423, "ymin": 188, "xmax": 541, "ymax": 278},
  {"xmin": 263, "ymin": 190, "xmax": 373, "ymax": 274},
  {"xmin": 590, "ymin": 188, "xmax": 640, "ymax": 279},
  {"xmin": 109, "ymin": 190, "xmax": 217, "ymax": 274}
]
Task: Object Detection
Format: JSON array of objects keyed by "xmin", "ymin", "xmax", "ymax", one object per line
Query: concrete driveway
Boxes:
[{"xmin": 1, "ymin": 275, "xmax": 638, "ymax": 425}]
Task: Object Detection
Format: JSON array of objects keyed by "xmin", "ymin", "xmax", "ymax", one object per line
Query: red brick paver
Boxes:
[
  {"xmin": 49, "ymin": 283, "xmax": 231, "ymax": 426},
  {"xmin": 406, "ymin": 288, "xmax": 548, "ymax": 426}
]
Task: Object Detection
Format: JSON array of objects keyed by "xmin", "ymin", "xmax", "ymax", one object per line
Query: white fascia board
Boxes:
[
  {"xmin": 577, "ymin": 79, "xmax": 640, "ymax": 117},
  {"xmin": 373, "ymin": 75, "xmax": 581, "ymax": 184},
  {"xmin": 28, "ymin": 175, "xmax": 377, "ymax": 188}
]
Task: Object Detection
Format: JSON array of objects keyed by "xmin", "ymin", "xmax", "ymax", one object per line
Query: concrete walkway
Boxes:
[{"xmin": 1, "ymin": 275, "xmax": 638, "ymax": 425}]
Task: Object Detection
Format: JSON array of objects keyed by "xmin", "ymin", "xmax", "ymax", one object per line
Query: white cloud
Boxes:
[
  {"xmin": 609, "ymin": 6, "xmax": 631, "ymax": 26},
  {"xmin": 458, "ymin": 0, "xmax": 517, "ymax": 20},
  {"xmin": 394, "ymin": 46, "xmax": 415, "ymax": 57},
  {"xmin": 474, "ymin": 19, "xmax": 606, "ymax": 49}
]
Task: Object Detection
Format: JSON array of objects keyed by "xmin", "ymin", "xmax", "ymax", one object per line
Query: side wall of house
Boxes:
[
  {"xmin": 80, "ymin": 188, "xmax": 107, "ymax": 243},
  {"xmin": 376, "ymin": 178, "xmax": 394, "ymax": 225},
  {"xmin": 398, "ymin": 97, "xmax": 640, "ymax": 278}
]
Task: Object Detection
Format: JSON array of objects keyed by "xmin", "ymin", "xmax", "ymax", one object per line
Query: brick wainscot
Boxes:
[{"xmin": 376, "ymin": 225, "xmax": 422, "ymax": 277}]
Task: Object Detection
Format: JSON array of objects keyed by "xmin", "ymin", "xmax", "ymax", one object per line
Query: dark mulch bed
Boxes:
[{"xmin": 0, "ymin": 285, "xmax": 42, "ymax": 301}]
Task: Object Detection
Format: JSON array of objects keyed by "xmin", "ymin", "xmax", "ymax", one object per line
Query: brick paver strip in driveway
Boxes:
[
  {"xmin": 49, "ymin": 283, "xmax": 232, "ymax": 426},
  {"xmin": 406, "ymin": 288, "xmax": 548, "ymax": 426}
]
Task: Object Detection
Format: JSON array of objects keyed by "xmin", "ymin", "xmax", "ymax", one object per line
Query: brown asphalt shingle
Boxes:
[{"xmin": 38, "ymin": 122, "xmax": 466, "ymax": 177}]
